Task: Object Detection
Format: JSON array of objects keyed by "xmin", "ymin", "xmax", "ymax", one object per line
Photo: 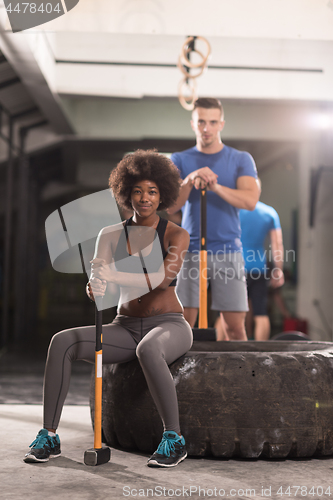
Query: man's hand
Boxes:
[
  {"xmin": 270, "ymin": 268, "xmax": 285, "ymax": 289},
  {"xmin": 167, "ymin": 166, "xmax": 218, "ymax": 214},
  {"xmin": 189, "ymin": 167, "xmax": 218, "ymax": 190},
  {"xmin": 204, "ymin": 175, "xmax": 259, "ymax": 210},
  {"xmin": 206, "ymin": 180, "xmax": 219, "ymax": 193},
  {"xmin": 193, "ymin": 176, "xmax": 207, "ymax": 189}
]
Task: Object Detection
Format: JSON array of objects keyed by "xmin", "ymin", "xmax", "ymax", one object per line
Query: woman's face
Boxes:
[{"xmin": 130, "ymin": 179, "xmax": 161, "ymax": 218}]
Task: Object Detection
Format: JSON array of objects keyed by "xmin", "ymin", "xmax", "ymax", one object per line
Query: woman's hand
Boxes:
[
  {"xmin": 88, "ymin": 277, "xmax": 107, "ymax": 298},
  {"xmin": 86, "ymin": 282, "xmax": 95, "ymax": 301},
  {"xmin": 89, "ymin": 258, "xmax": 113, "ymax": 298},
  {"xmin": 90, "ymin": 258, "xmax": 117, "ymax": 284}
]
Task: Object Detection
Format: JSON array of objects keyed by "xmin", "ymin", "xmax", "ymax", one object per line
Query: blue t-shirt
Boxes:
[
  {"xmin": 240, "ymin": 201, "xmax": 281, "ymax": 273},
  {"xmin": 171, "ymin": 145, "xmax": 258, "ymax": 253}
]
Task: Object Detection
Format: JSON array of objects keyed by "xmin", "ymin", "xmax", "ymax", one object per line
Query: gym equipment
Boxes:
[
  {"xmin": 283, "ymin": 317, "xmax": 308, "ymax": 335},
  {"xmin": 271, "ymin": 331, "xmax": 308, "ymax": 341},
  {"xmin": 84, "ymin": 304, "xmax": 111, "ymax": 466},
  {"xmin": 177, "ymin": 36, "xmax": 211, "ymax": 110},
  {"xmin": 45, "ymin": 190, "xmax": 119, "ymax": 465},
  {"xmin": 192, "ymin": 186, "xmax": 216, "ymax": 341},
  {"xmin": 98, "ymin": 340, "xmax": 333, "ymax": 458}
]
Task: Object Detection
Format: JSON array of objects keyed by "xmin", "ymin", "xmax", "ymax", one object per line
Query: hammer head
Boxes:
[{"xmin": 84, "ymin": 446, "xmax": 111, "ymax": 466}]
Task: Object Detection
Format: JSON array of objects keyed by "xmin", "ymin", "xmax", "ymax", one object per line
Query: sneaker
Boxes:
[
  {"xmin": 24, "ymin": 429, "xmax": 61, "ymax": 463},
  {"xmin": 147, "ymin": 431, "xmax": 187, "ymax": 468}
]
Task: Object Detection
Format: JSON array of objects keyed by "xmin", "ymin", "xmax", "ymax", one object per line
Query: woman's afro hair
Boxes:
[{"xmin": 109, "ymin": 149, "xmax": 181, "ymax": 211}]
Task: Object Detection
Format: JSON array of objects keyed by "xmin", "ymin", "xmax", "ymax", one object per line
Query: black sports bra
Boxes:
[{"xmin": 114, "ymin": 217, "xmax": 177, "ymax": 287}]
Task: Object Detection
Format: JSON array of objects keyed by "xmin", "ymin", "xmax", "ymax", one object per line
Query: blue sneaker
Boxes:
[
  {"xmin": 24, "ymin": 429, "xmax": 61, "ymax": 463},
  {"xmin": 147, "ymin": 431, "xmax": 187, "ymax": 468}
]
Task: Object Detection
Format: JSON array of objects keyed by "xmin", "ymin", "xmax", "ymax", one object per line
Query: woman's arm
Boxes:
[
  {"xmin": 157, "ymin": 224, "xmax": 189, "ymax": 289},
  {"xmin": 90, "ymin": 224, "xmax": 190, "ymax": 292},
  {"xmin": 87, "ymin": 224, "xmax": 120, "ymax": 299}
]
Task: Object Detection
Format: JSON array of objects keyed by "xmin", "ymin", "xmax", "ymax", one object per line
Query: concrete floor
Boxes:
[
  {"xmin": 2, "ymin": 405, "xmax": 333, "ymax": 500},
  {"xmin": 1, "ymin": 350, "xmax": 333, "ymax": 500}
]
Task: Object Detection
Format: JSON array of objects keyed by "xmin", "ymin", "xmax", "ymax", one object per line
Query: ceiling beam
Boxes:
[{"xmin": 0, "ymin": 13, "xmax": 74, "ymax": 135}]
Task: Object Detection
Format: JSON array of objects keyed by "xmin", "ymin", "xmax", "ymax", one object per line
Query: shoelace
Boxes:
[
  {"xmin": 29, "ymin": 431, "xmax": 50, "ymax": 449},
  {"xmin": 156, "ymin": 434, "xmax": 181, "ymax": 458}
]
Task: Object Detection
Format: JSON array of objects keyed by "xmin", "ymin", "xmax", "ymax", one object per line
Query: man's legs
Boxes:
[
  {"xmin": 185, "ymin": 308, "xmax": 245, "ymax": 341},
  {"xmin": 222, "ymin": 311, "xmax": 247, "ymax": 340},
  {"xmin": 247, "ymin": 274, "xmax": 270, "ymax": 341},
  {"xmin": 215, "ymin": 314, "xmax": 229, "ymax": 341},
  {"xmin": 178, "ymin": 252, "xmax": 248, "ymax": 341},
  {"xmin": 245, "ymin": 299, "xmax": 254, "ymax": 338},
  {"xmin": 210, "ymin": 253, "xmax": 248, "ymax": 341},
  {"xmin": 253, "ymin": 315, "xmax": 270, "ymax": 341}
]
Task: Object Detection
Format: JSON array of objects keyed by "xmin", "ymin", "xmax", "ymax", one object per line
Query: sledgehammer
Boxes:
[
  {"xmin": 192, "ymin": 186, "xmax": 216, "ymax": 340},
  {"xmin": 84, "ymin": 304, "xmax": 111, "ymax": 466}
]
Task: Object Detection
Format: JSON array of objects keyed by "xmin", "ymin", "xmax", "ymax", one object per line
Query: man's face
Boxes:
[{"xmin": 191, "ymin": 107, "xmax": 225, "ymax": 148}]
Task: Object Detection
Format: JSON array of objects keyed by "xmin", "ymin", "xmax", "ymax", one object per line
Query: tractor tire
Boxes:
[{"xmin": 90, "ymin": 340, "xmax": 333, "ymax": 458}]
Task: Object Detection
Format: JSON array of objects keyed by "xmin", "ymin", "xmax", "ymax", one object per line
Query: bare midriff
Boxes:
[{"xmin": 118, "ymin": 287, "xmax": 183, "ymax": 318}]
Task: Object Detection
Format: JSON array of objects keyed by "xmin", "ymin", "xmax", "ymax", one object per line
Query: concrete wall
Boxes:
[
  {"xmin": 60, "ymin": 96, "xmax": 332, "ymax": 142},
  {"xmin": 260, "ymin": 160, "xmax": 298, "ymax": 270},
  {"xmin": 298, "ymin": 141, "xmax": 333, "ymax": 341}
]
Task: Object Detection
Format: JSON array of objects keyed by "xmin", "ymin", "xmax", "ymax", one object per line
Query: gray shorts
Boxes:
[{"xmin": 176, "ymin": 251, "xmax": 248, "ymax": 312}]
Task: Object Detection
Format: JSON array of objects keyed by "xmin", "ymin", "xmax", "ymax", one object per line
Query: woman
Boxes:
[{"xmin": 24, "ymin": 150, "xmax": 192, "ymax": 468}]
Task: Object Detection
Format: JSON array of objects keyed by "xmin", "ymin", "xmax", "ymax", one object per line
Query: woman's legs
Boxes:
[
  {"xmin": 43, "ymin": 322, "xmax": 138, "ymax": 430},
  {"xmin": 26, "ymin": 313, "xmax": 192, "ymax": 466},
  {"xmin": 135, "ymin": 315, "xmax": 192, "ymax": 434}
]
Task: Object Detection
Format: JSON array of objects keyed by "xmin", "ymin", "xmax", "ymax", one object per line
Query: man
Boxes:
[
  {"xmin": 168, "ymin": 97, "xmax": 259, "ymax": 340},
  {"xmin": 240, "ymin": 182, "xmax": 285, "ymax": 341}
]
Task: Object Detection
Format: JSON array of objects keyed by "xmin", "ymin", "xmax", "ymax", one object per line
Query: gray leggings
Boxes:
[{"xmin": 43, "ymin": 313, "xmax": 193, "ymax": 434}]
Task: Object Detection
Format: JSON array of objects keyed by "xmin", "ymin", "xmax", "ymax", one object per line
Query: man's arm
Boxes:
[
  {"xmin": 208, "ymin": 175, "xmax": 259, "ymax": 210},
  {"xmin": 270, "ymin": 228, "xmax": 285, "ymax": 288},
  {"xmin": 167, "ymin": 176, "xmax": 193, "ymax": 215},
  {"xmin": 167, "ymin": 166, "xmax": 218, "ymax": 215}
]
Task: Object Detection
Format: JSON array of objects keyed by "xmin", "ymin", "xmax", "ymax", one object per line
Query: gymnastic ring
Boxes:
[
  {"xmin": 180, "ymin": 37, "xmax": 210, "ymax": 68},
  {"xmin": 178, "ymin": 77, "xmax": 197, "ymax": 109},
  {"xmin": 179, "ymin": 46, "xmax": 206, "ymax": 70},
  {"xmin": 178, "ymin": 77, "xmax": 197, "ymax": 111},
  {"xmin": 177, "ymin": 55, "xmax": 207, "ymax": 79},
  {"xmin": 179, "ymin": 36, "xmax": 211, "ymax": 69}
]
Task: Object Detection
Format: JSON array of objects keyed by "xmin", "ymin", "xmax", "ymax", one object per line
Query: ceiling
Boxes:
[
  {"xmin": 0, "ymin": 0, "xmax": 332, "ymax": 161},
  {"xmin": 1, "ymin": 0, "xmax": 333, "ymax": 103}
]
